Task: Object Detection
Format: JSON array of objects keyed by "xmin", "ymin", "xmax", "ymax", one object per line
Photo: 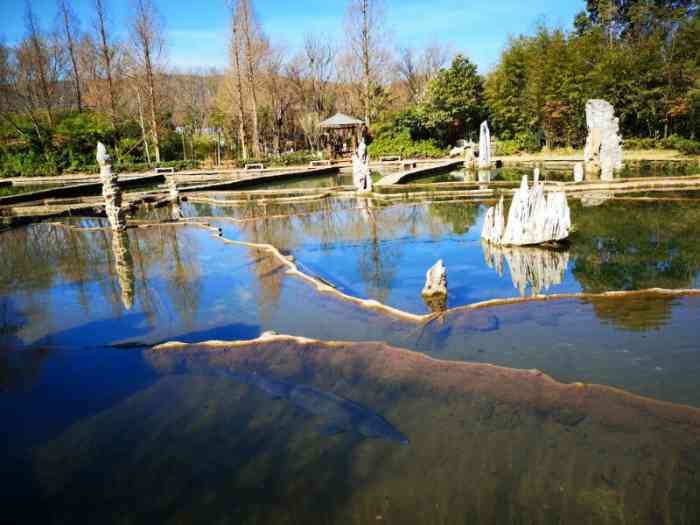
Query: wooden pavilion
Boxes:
[{"xmin": 319, "ymin": 113, "xmax": 365, "ymax": 159}]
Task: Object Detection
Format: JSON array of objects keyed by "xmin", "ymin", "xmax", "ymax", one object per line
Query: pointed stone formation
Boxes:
[
  {"xmin": 574, "ymin": 162, "xmax": 584, "ymax": 183},
  {"xmin": 97, "ymin": 142, "xmax": 126, "ymax": 231},
  {"xmin": 422, "ymin": 259, "xmax": 447, "ymax": 312},
  {"xmin": 583, "ymin": 100, "xmax": 623, "ymax": 181},
  {"xmin": 533, "ymin": 167, "xmax": 540, "ymax": 183},
  {"xmin": 478, "ymin": 121, "xmax": 491, "ymax": 169},
  {"xmin": 352, "ymin": 137, "xmax": 373, "ymax": 193},
  {"xmin": 167, "ymin": 176, "xmax": 179, "ymax": 202},
  {"xmin": 481, "ymin": 176, "xmax": 571, "ymax": 246}
]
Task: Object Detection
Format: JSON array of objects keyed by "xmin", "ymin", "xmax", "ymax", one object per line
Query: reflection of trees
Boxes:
[
  {"xmin": 482, "ymin": 241, "xmax": 570, "ymax": 296},
  {"xmin": 0, "ymin": 298, "xmax": 49, "ymax": 390},
  {"xmin": 0, "ymin": 223, "xmax": 205, "ymax": 335},
  {"xmin": 583, "ymin": 295, "xmax": 676, "ymax": 332},
  {"xmin": 428, "ymin": 202, "xmax": 480, "ymax": 235},
  {"xmin": 248, "ymin": 248, "xmax": 285, "ymax": 324},
  {"xmin": 571, "ymin": 201, "xmax": 700, "ymax": 292}
]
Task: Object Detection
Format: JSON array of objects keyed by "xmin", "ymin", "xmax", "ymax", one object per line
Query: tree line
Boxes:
[{"xmin": 1, "ymin": 0, "xmax": 699, "ymax": 177}]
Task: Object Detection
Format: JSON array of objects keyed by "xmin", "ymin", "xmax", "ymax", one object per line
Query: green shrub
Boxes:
[
  {"xmin": 368, "ymin": 130, "xmax": 447, "ymax": 159},
  {"xmin": 624, "ymin": 135, "xmax": 700, "ymax": 154},
  {"xmin": 493, "ymin": 140, "xmax": 520, "ymax": 156}
]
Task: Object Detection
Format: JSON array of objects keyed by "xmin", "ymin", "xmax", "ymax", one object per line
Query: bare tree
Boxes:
[
  {"xmin": 24, "ymin": 1, "xmax": 56, "ymax": 126},
  {"xmin": 57, "ymin": 0, "xmax": 82, "ymax": 111},
  {"xmin": 302, "ymin": 33, "xmax": 335, "ymax": 114},
  {"xmin": 344, "ymin": 0, "xmax": 390, "ymax": 125},
  {"xmin": 129, "ymin": 0, "xmax": 164, "ymax": 162},
  {"xmin": 228, "ymin": 0, "xmax": 248, "ymax": 160},
  {"xmin": 233, "ymin": 0, "xmax": 267, "ymax": 157},
  {"xmin": 94, "ymin": 0, "xmax": 119, "ymax": 128},
  {"xmin": 397, "ymin": 42, "xmax": 451, "ymax": 104}
]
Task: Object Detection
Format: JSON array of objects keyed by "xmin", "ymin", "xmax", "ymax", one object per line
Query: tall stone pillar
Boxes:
[
  {"xmin": 583, "ymin": 100, "xmax": 623, "ymax": 181},
  {"xmin": 97, "ymin": 142, "xmax": 126, "ymax": 231}
]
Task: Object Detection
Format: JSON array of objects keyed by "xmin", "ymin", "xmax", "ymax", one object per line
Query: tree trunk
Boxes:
[
  {"xmin": 96, "ymin": 0, "xmax": 118, "ymax": 130},
  {"xmin": 135, "ymin": 87, "xmax": 151, "ymax": 164},
  {"xmin": 232, "ymin": 22, "xmax": 248, "ymax": 160},
  {"xmin": 362, "ymin": 0, "xmax": 371, "ymax": 126},
  {"xmin": 59, "ymin": 0, "xmax": 82, "ymax": 111},
  {"xmin": 143, "ymin": 45, "xmax": 161, "ymax": 163},
  {"xmin": 240, "ymin": 0, "xmax": 261, "ymax": 157}
]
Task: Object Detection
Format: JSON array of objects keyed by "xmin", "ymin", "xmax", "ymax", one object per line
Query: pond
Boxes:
[
  {"xmin": 1, "ymin": 195, "xmax": 699, "ymax": 523},
  {"xmin": 406, "ymin": 161, "xmax": 700, "ymax": 184}
]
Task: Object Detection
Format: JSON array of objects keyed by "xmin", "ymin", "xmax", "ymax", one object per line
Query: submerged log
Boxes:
[{"xmin": 481, "ymin": 176, "xmax": 571, "ymax": 246}]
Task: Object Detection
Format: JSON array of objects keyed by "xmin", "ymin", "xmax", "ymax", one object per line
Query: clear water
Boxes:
[
  {"xmin": 2, "ymin": 196, "xmax": 700, "ymax": 523},
  {"xmin": 408, "ymin": 161, "xmax": 700, "ymax": 184}
]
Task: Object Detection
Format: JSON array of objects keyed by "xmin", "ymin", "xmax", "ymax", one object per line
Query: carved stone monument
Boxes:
[
  {"xmin": 97, "ymin": 142, "xmax": 126, "ymax": 231},
  {"xmin": 481, "ymin": 175, "xmax": 571, "ymax": 246},
  {"xmin": 583, "ymin": 100, "xmax": 623, "ymax": 181},
  {"xmin": 478, "ymin": 121, "xmax": 491, "ymax": 169},
  {"xmin": 352, "ymin": 138, "xmax": 373, "ymax": 193}
]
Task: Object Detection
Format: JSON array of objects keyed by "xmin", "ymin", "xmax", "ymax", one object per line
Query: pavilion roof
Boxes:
[{"xmin": 319, "ymin": 113, "xmax": 364, "ymax": 129}]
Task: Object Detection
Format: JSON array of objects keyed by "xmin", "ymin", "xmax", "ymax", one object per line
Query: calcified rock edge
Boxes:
[{"xmin": 482, "ymin": 175, "xmax": 571, "ymax": 246}]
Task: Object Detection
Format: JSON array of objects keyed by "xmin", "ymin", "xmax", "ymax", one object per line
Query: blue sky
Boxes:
[{"xmin": 0, "ymin": 0, "xmax": 586, "ymax": 73}]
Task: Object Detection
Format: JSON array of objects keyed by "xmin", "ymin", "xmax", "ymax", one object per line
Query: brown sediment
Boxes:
[
  {"xmin": 35, "ymin": 331, "xmax": 700, "ymax": 523},
  {"xmin": 151, "ymin": 334, "xmax": 700, "ymax": 431}
]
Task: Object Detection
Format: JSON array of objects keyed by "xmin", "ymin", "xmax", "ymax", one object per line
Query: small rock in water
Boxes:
[{"xmin": 422, "ymin": 260, "xmax": 447, "ymax": 298}]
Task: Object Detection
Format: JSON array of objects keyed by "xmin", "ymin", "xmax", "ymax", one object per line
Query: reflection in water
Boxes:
[
  {"xmin": 112, "ymin": 229, "xmax": 135, "ymax": 310},
  {"xmin": 29, "ymin": 339, "xmax": 700, "ymax": 524},
  {"xmin": 482, "ymin": 240, "xmax": 570, "ymax": 296}
]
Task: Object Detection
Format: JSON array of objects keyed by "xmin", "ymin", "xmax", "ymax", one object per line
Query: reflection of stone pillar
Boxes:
[
  {"xmin": 112, "ymin": 229, "xmax": 135, "ymax": 310},
  {"xmin": 97, "ymin": 142, "xmax": 126, "ymax": 231},
  {"xmin": 482, "ymin": 240, "xmax": 569, "ymax": 296}
]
